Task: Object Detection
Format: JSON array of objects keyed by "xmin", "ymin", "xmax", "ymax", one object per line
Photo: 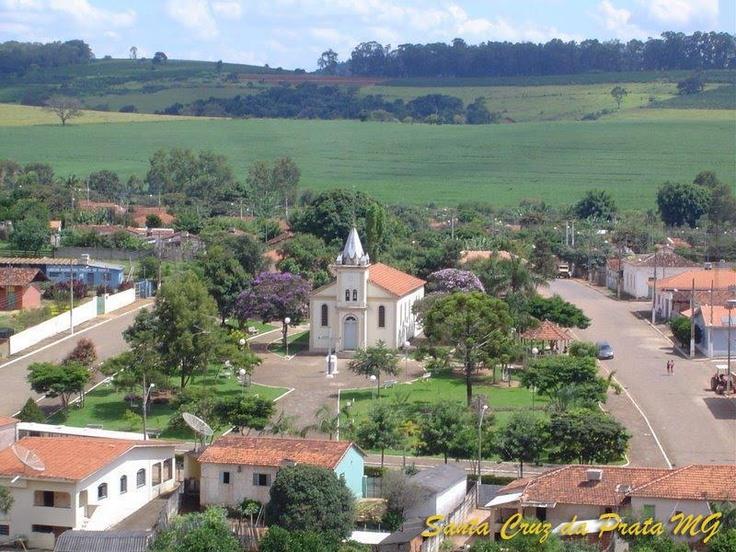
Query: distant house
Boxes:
[
  {"xmin": 486, "ymin": 464, "xmax": 736, "ymax": 546},
  {"xmin": 653, "ymin": 268, "xmax": 736, "ymax": 320},
  {"xmin": 621, "ymin": 248, "xmax": 698, "ymax": 299},
  {"xmin": 458, "ymin": 250, "xmax": 517, "ymax": 265},
  {"xmin": 0, "ymin": 257, "xmax": 125, "ymax": 289},
  {"xmin": 0, "ymin": 436, "xmax": 177, "ymax": 550},
  {"xmin": 77, "ymin": 200, "xmax": 126, "ymax": 217},
  {"xmin": 48, "ymin": 221, "xmax": 62, "ymax": 247},
  {"xmin": 197, "ymin": 435, "xmax": 365, "ymax": 508},
  {"xmin": 404, "ymin": 464, "xmax": 467, "ymax": 520},
  {"xmin": 682, "ymin": 304, "xmax": 736, "ymax": 357},
  {"xmin": 0, "ymin": 268, "xmax": 47, "ymax": 310},
  {"xmin": 131, "ymin": 207, "xmax": 174, "ymax": 228},
  {"xmin": 605, "ymin": 258, "xmax": 621, "ymax": 292}
]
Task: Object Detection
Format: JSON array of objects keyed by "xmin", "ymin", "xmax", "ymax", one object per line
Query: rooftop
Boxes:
[
  {"xmin": 624, "ymin": 249, "xmax": 698, "ymax": 269},
  {"xmin": 682, "ymin": 305, "xmax": 736, "ymax": 328},
  {"xmin": 369, "ymin": 263, "xmax": 425, "ymax": 297},
  {"xmin": 17, "ymin": 422, "xmax": 146, "ymax": 441},
  {"xmin": 198, "ymin": 435, "xmax": 360, "ymax": 469},
  {"xmin": 0, "ymin": 436, "xmax": 173, "ymax": 482},
  {"xmin": 521, "ymin": 320, "xmax": 573, "ymax": 342},
  {"xmin": 53, "ymin": 530, "xmax": 152, "ymax": 552},
  {"xmin": 0, "ymin": 267, "xmax": 46, "ymax": 287},
  {"xmin": 0, "ymin": 416, "xmax": 18, "ymax": 427},
  {"xmin": 0, "ymin": 257, "xmax": 123, "ymax": 270},
  {"xmin": 409, "ymin": 464, "xmax": 466, "ymax": 493},
  {"xmin": 630, "ymin": 465, "xmax": 736, "ymax": 501},
  {"xmin": 653, "ymin": 269, "xmax": 736, "ymax": 291},
  {"xmin": 337, "ymin": 227, "xmax": 369, "ymax": 266}
]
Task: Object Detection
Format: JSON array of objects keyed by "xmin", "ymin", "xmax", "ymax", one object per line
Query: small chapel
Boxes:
[{"xmin": 308, "ymin": 228, "xmax": 426, "ymax": 353}]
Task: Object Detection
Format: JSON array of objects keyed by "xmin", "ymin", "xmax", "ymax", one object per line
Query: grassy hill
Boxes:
[
  {"xmin": 0, "ymin": 103, "xmax": 203, "ymax": 126},
  {"xmin": 1, "ymin": 106, "xmax": 733, "ymax": 210}
]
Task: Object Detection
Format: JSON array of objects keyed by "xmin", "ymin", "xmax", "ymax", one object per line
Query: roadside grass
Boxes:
[
  {"xmin": 268, "ymin": 331, "xmax": 310, "ymax": 356},
  {"xmin": 1, "ymin": 116, "xmax": 733, "ymax": 210},
  {"xmin": 48, "ymin": 365, "xmax": 288, "ymax": 440}
]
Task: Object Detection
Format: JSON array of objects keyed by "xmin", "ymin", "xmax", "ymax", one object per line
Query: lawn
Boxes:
[
  {"xmin": 268, "ymin": 331, "xmax": 310, "ymax": 356},
  {"xmin": 0, "ymin": 114, "xmax": 733, "ymax": 210},
  {"xmin": 48, "ymin": 366, "xmax": 289, "ymax": 440}
]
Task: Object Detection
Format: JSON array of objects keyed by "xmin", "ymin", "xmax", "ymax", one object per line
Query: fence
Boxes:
[{"xmin": 7, "ymin": 287, "xmax": 137, "ymax": 355}]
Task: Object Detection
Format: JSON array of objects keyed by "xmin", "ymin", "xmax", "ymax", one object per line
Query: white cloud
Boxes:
[
  {"xmin": 2, "ymin": 0, "xmax": 43, "ymax": 9},
  {"xmin": 645, "ymin": 0, "xmax": 718, "ymax": 25},
  {"xmin": 166, "ymin": 0, "xmax": 218, "ymax": 39},
  {"xmin": 212, "ymin": 0, "xmax": 242, "ymax": 19},
  {"xmin": 597, "ymin": 0, "xmax": 647, "ymax": 38},
  {"xmin": 47, "ymin": 0, "xmax": 136, "ymax": 28}
]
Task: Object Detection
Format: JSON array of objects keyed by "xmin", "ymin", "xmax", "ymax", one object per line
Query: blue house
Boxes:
[
  {"xmin": 0, "ymin": 256, "xmax": 125, "ymax": 289},
  {"xmin": 197, "ymin": 436, "xmax": 366, "ymax": 508}
]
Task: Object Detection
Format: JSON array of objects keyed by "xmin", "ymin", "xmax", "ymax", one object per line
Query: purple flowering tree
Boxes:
[
  {"xmin": 426, "ymin": 269, "xmax": 485, "ymax": 294},
  {"xmin": 234, "ymin": 272, "xmax": 311, "ymax": 349}
]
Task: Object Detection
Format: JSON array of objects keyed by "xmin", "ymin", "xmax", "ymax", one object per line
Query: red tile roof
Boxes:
[
  {"xmin": 629, "ymin": 465, "xmax": 736, "ymax": 501},
  {"xmin": 0, "ymin": 416, "xmax": 18, "ymax": 427},
  {"xmin": 625, "ymin": 249, "xmax": 698, "ymax": 269},
  {"xmin": 368, "ymin": 263, "xmax": 425, "ymax": 297},
  {"xmin": 521, "ymin": 320, "xmax": 573, "ymax": 342},
  {"xmin": 0, "ymin": 437, "xmax": 173, "ymax": 481},
  {"xmin": 682, "ymin": 305, "xmax": 735, "ymax": 328},
  {"xmin": 0, "ymin": 268, "xmax": 46, "ymax": 286},
  {"xmin": 653, "ymin": 269, "xmax": 736, "ymax": 291},
  {"xmin": 198, "ymin": 436, "xmax": 359, "ymax": 469},
  {"xmin": 500, "ymin": 465, "xmax": 672, "ymax": 507},
  {"xmin": 132, "ymin": 207, "xmax": 175, "ymax": 227}
]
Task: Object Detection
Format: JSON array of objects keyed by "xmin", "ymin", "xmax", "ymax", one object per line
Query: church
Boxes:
[{"xmin": 309, "ymin": 228, "xmax": 426, "ymax": 353}]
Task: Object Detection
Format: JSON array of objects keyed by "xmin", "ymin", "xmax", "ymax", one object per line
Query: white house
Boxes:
[
  {"xmin": 0, "ymin": 436, "xmax": 177, "ymax": 550},
  {"xmin": 197, "ymin": 435, "xmax": 365, "ymax": 508},
  {"xmin": 682, "ymin": 304, "xmax": 735, "ymax": 357},
  {"xmin": 403, "ymin": 464, "xmax": 467, "ymax": 520},
  {"xmin": 621, "ymin": 248, "xmax": 697, "ymax": 299},
  {"xmin": 309, "ymin": 228, "xmax": 425, "ymax": 353}
]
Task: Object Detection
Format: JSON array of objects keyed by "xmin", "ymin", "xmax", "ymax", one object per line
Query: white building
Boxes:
[
  {"xmin": 0, "ymin": 436, "xmax": 177, "ymax": 550},
  {"xmin": 309, "ymin": 228, "xmax": 425, "ymax": 352},
  {"xmin": 404, "ymin": 464, "xmax": 467, "ymax": 520},
  {"xmin": 621, "ymin": 248, "xmax": 697, "ymax": 299}
]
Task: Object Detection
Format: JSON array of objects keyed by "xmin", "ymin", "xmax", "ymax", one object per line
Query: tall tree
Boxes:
[
  {"xmin": 548, "ymin": 409, "xmax": 629, "ymax": 464},
  {"xmin": 656, "ymin": 181, "xmax": 710, "ymax": 227},
  {"xmin": 27, "ymin": 361, "xmax": 90, "ymax": 409},
  {"xmin": 364, "ymin": 203, "xmax": 386, "ymax": 260},
  {"xmin": 317, "ymin": 49, "xmax": 339, "ymax": 74},
  {"xmin": 495, "ymin": 412, "xmax": 549, "ymax": 477},
  {"xmin": 44, "ymin": 96, "xmax": 82, "ymax": 126},
  {"xmin": 271, "ymin": 157, "xmax": 300, "ymax": 217},
  {"xmin": 424, "ymin": 292, "xmax": 513, "ymax": 404},
  {"xmin": 355, "ymin": 401, "xmax": 401, "ymax": 468},
  {"xmin": 348, "ymin": 341, "xmax": 400, "ymax": 398},
  {"xmin": 610, "ymin": 86, "xmax": 628, "ymax": 109},
  {"xmin": 198, "ymin": 245, "xmax": 249, "ymax": 323},
  {"xmin": 574, "ymin": 189, "xmax": 617, "ymax": 220},
  {"xmin": 214, "ymin": 396, "xmax": 274, "ymax": 434},
  {"xmin": 417, "ymin": 401, "xmax": 472, "ymax": 463}
]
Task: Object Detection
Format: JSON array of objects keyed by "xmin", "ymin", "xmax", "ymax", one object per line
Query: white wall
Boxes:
[
  {"xmin": 8, "ymin": 288, "xmax": 136, "ymax": 355},
  {"xmin": 200, "ymin": 463, "xmax": 278, "ymax": 507},
  {"xmin": 630, "ymin": 497, "xmax": 712, "ymax": 545}
]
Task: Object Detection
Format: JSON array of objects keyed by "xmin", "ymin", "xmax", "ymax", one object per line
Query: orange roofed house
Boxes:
[
  {"xmin": 0, "ymin": 436, "xmax": 177, "ymax": 549},
  {"xmin": 309, "ymin": 228, "xmax": 425, "ymax": 352},
  {"xmin": 0, "ymin": 268, "xmax": 47, "ymax": 311},
  {"xmin": 197, "ymin": 435, "xmax": 365, "ymax": 507},
  {"xmin": 485, "ymin": 464, "xmax": 736, "ymax": 548}
]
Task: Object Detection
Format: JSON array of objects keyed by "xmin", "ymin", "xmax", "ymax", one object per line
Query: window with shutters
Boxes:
[
  {"xmin": 321, "ymin": 304, "xmax": 328, "ymax": 326},
  {"xmin": 378, "ymin": 305, "xmax": 385, "ymax": 328}
]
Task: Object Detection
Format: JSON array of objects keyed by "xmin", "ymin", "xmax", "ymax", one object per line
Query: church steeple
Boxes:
[{"xmin": 336, "ymin": 227, "xmax": 370, "ymax": 266}]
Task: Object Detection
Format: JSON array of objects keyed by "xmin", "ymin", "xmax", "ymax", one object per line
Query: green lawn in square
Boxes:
[
  {"xmin": 49, "ymin": 365, "xmax": 289, "ymax": 440},
  {"xmin": 268, "ymin": 331, "xmax": 310, "ymax": 356}
]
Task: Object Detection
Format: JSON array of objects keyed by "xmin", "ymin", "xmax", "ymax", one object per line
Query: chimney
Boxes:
[{"xmin": 586, "ymin": 469, "xmax": 603, "ymax": 482}]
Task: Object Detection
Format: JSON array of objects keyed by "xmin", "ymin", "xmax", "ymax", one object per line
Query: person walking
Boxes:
[
  {"xmin": 670, "ymin": 359, "xmax": 674, "ymax": 375},
  {"xmin": 666, "ymin": 360, "xmax": 672, "ymax": 375}
]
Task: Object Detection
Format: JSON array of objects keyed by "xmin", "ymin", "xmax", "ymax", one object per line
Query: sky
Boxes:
[{"xmin": 1, "ymin": 0, "xmax": 734, "ymax": 69}]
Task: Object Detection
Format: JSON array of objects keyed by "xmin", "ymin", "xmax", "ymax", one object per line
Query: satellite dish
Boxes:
[
  {"xmin": 12, "ymin": 444, "xmax": 45, "ymax": 472},
  {"xmin": 182, "ymin": 412, "xmax": 214, "ymax": 437}
]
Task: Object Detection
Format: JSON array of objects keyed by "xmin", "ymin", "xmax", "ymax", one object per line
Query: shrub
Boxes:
[
  {"xmin": 64, "ymin": 338, "xmax": 97, "ymax": 367},
  {"xmin": 568, "ymin": 341, "xmax": 598, "ymax": 358},
  {"xmin": 18, "ymin": 397, "xmax": 45, "ymax": 422},
  {"xmin": 670, "ymin": 316, "xmax": 701, "ymax": 347},
  {"xmin": 45, "ymin": 280, "xmax": 87, "ymax": 301}
]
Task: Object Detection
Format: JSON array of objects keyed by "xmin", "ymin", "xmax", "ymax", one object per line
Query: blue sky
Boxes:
[{"xmin": 1, "ymin": 1, "xmax": 734, "ymax": 69}]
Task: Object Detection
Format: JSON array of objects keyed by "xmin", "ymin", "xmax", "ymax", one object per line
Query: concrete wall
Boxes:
[
  {"xmin": 405, "ymin": 478, "xmax": 466, "ymax": 520},
  {"xmin": 8, "ymin": 288, "xmax": 135, "ymax": 355},
  {"xmin": 200, "ymin": 463, "xmax": 278, "ymax": 506},
  {"xmin": 630, "ymin": 497, "xmax": 712, "ymax": 545}
]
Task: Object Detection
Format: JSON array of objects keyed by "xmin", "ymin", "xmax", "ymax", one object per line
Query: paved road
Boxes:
[
  {"xmin": 549, "ymin": 279, "xmax": 736, "ymax": 467},
  {"xmin": 0, "ymin": 301, "xmax": 150, "ymax": 416}
]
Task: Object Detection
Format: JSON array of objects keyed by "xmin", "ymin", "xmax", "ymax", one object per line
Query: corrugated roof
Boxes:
[
  {"xmin": 409, "ymin": 464, "xmax": 466, "ymax": 493},
  {"xmin": 198, "ymin": 435, "xmax": 360, "ymax": 468},
  {"xmin": 0, "ymin": 436, "xmax": 173, "ymax": 481},
  {"xmin": 53, "ymin": 530, "xmax": 152, "ymax": 552},
  {"xmin": 0, "ymin": 267, "xmax": 46, "ymax": 286},
  {"xmin": 368, "ymin": 263, "xmax": 425, "ymax": 297}
]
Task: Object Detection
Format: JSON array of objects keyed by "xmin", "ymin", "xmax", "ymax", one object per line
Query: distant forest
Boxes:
[
  {"xmin": 0, "ymin": 40, "xmax": 93, "ymax": 75},
  {"xmin": 339, "ymin": 32, "xmax": 736, "ymax": 77}
]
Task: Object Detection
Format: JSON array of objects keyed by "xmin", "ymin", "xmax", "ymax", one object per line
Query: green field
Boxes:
[
  {"xmin": 1, "ymin": 109, "xmax": 733, "ymax": 209},
  {"xmin": 0, "ymin": 103, "xmax": 202, "ymax": 126}
]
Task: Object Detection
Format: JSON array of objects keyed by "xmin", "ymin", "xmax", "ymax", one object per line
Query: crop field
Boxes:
[
  {"xmin": 0, "ymin": 103, "xmax": 201, "ymax": 126},
  {"xmin": 0, "ymin": 106, "xmax": 733, "ymax": 209}
]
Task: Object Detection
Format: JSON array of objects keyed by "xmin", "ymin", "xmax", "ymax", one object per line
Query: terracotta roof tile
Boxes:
[
  {"xmin": 132, "ymin": 207, "xmax": 175, "ymax": 227},
  {"xmin": 683, "ymin": 305, "xmax": 736, "ymax": 328},
  {"xmin": 368, "ymin": 263, "xmax": 425, "ymax": 297},
  {"xmin": 0, "ymin": 436, "xmax": 173, "ymax": 481},
  {"xmin": 625, "ymin": 250, "xmax": 698, "ymax": 269},
  {"xmin": 0, "ymin": 416, "xmax": 18, "ymax": 427},
  {"xmin": 459, "ymin": 250, "xmax": 515, "ymax": 264},
  {"xmin": 500, "ymin": 465, "xmax": 672, "ymax": 507},
  {"xmin": 0, "ymin": 268, "xmax": 46, "ymax": 286},
  {"xmin": 198, "ymin": 436, "xmax": 360, "ymax": 469},
  {"xmin": 521, "ymin": 320, "xmax": 573, "ymax": 342},
  {"xmin": 654, "ymin": 269, "xmax": 736, "ymax": 291},
  {"xmin": 630, "ymin": 465, "xmax": 736, "ymax": 501}
]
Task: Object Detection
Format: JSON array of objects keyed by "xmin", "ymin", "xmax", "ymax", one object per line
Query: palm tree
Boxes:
[
  {"xmin": 313, "ymin": 404, "xmax": 340, "ymax": 439},
  {"xmin": 348, "ymin": 341, "xmax": 400, "ymax": 398}
]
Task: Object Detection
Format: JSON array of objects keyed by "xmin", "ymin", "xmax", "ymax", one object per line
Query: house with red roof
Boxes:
[
  {"xmin": 197, "ymin": 435, "xmax": 365, "ymax": 507},
  {"xmin": 309, "ymin": 228, "xmax": 425, "ymax": 352},
  {"xmin": 0, "ymin": 436, "xmax": 176, "ymax": 549},
  {"xmin": 0, "ymin": 267, "xmax": 47, "ymax": 311}
]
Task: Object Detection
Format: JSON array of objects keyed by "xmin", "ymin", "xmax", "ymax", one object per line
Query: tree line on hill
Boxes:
[
  {"xmin": 334, "ymin": 32, "xmax": 736, "ymax": 78},
  {"xmin": 160, "ymin": 84, "xmax": 499, "ymax": 124},
  {"xmin": 0, "ymin": 40, "xmax": 93, "ymax": 76}
]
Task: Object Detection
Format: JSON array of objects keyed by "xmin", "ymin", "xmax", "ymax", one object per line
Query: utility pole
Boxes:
[
  {"xmin": 69, "ymin": 258, "xmax": 74, "ymax": 335},
  {"xmin": 689, "ymin": 278, "xmax": 695, "ymax": 358},
  {"xmin": 651, "ymin": 249, "xmax": 657, "ymax": 325}
]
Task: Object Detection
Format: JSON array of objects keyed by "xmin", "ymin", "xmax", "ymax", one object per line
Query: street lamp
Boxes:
[
  {"xmin": 283, "ymin": 317, "xmax": 291, "ymax": 357},
  {"xmin": 238, "ymin": 338, "xmax": 246, "ymax": 347},
  {"xmin": 239, "ymin": 368, "xmax": 247, "ymax": 397},
  {"xmin": 142, "ymin": 382, "xmax": 155, "ymax": 441},
  {"xmin": 727, "ymin": 299, "xmax": 736, "ymax": 394},
  {"xmin": 477, "ymin": 404, "xmax": 489, "ymax": 502}
]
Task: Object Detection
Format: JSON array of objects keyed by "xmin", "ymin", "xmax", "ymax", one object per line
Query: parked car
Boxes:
[
  {"xmin": 596, "ymin": 341, "xmax": 614, "ymax": 360},
  {"xmin": 0, "ymin": 327, "xmax": 15, "ymax": 339}
]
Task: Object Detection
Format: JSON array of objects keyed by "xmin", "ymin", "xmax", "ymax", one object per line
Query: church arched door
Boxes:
[{"xmin": 343, "ymin": 316, "xmax": 358, "ymax": 350}]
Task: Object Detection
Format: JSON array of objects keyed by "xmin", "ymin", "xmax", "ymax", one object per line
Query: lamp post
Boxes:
[
  {"xmin": 142, "ymin": 381, "xmax": 155, "ymax": 441},
  {"xmin": 727, "ymin": 299, "xmax": 736, "ymax": 394},
  {"xmin": 477, "ymin": 404, "xmax": 489, "ymax": 502},
  {"xmin": 283, "ymin": 317, "xmax": 291, "ymax": 357},
  {"xmin": 239, "ymin": 368, "xmax": 247, "ymax": 397}
]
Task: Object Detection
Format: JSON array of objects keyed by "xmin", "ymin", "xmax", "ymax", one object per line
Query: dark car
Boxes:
[
  {"xmin": 0, "ymin": 327, "xmax": 14, "ymax": 340},
  {"xmin": 596, "ymin": 341, "xmax": 614, "ymax": 360}
]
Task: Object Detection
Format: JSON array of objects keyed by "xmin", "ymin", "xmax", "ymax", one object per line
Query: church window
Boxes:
[
  {"xmin": 378, "ymin": 306, "xmax": 385, "ymax": 328},
  {"xmin": 321, "ymin": 304, "xmax": 328, "ymax": 326},
  {"xmin": 345, "ymin": 290, "xmax": 350, "ymax": 301},
  {"xmin": 352, "ymin": 289, "xmax": 358, "ymax": 301}
]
